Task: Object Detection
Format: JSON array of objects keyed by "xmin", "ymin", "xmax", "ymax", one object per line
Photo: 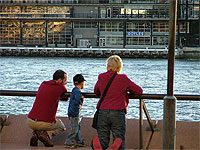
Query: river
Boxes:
[{"xmin": 0, "ymin": 56, "xmax": 199, "ymax": 121}]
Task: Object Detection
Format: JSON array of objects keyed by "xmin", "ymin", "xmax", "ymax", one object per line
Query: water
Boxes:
[{"xmin": 0, "ymin": 56, "xmax": 199, "ymax": 121}]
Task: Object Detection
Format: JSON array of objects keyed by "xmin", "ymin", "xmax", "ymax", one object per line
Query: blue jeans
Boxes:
[
  {"xmin": 97, "ymin": 110, "xmax": 126, "ymax": 150},
  {"xmin": 64, "ymin": 117, "xmax": 83, "ymax": 145}
]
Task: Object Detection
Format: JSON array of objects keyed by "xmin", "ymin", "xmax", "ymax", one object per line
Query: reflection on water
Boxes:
[{"xmin": 0, "ymin": 57, "xmax": 199, "ymax": 121}]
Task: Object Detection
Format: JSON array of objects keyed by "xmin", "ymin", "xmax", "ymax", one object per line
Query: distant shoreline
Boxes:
[{"xmin": 0, "ymin": 46, "xmax": 199, "ymax": 59}]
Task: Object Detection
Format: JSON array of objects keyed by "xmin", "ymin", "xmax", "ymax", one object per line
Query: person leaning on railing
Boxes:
[
  {"xmin": 92, "ymin": 55, "xmax": 143, "ymax": 150},
  {"xmin": 26, "ymin": 70, "xmax": 68, "ymax": 147}
]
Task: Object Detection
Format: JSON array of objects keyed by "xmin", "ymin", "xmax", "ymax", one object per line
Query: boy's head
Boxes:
[{"xmin": 73, "ymin": 74, "xmax": 86, "ymax": 88}]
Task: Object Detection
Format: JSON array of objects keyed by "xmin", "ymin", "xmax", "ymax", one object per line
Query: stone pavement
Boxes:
[{"xmin": 0, "ymin": 114, "xmax": 199, "ymax": 149}]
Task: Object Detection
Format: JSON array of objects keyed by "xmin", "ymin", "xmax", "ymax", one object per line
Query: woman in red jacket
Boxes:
[{"xmin": 93, "ymin": 55, "xmax": 143, "ymax": 150}]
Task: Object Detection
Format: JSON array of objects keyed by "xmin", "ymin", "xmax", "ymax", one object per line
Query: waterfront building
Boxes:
[{"xmin": 0, "ymin": 0, "xmax": 199, "ymax": 48}]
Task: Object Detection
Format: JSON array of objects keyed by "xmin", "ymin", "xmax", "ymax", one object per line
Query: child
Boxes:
[{"xmin": 64, "ymin": 74, "xmax": 86, "ymax": 148}]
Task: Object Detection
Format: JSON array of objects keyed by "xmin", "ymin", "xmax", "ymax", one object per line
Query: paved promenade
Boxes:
[{"xmin": 0, "ymin": 115, "xmax": 199, "ymax": 149}]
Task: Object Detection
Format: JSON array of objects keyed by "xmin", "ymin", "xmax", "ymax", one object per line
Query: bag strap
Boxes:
[{"xmin": 97, "ymin": 73, "xmax": 117, "ymax": 110}]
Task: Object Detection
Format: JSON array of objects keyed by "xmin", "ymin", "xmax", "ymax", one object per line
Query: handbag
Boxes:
[{"xmin": 92, "ymin": 73, "xmax": 117, "ymax": 129}]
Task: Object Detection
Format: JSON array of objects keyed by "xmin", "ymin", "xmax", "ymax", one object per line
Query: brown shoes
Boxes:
[
  {"xmin": 38, "ymin": 131, "xmax": 54, "ymax": 147},
  {"xmin": 30, "ymin": 130, "xmax": 53, "ymax": 147},
  {"xmin": 30, "ymin": 130, "xmax": 40, "ymax": 146}
]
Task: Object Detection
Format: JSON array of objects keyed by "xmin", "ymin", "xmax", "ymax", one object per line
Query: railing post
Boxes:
[
  {"xmin": 163, "ymin": 0, "xmax": 178, "ymax": 149},
  {"xmin": 139, "ymin": 99, "xmax": 143, "ymax": 149},
  {"xmin": 143, "ymin": 102, "xmax": 155, "ymax": 132},
  {"xmin": 163, "ymin": 96, "xmax": 177, "ymax": 149}
]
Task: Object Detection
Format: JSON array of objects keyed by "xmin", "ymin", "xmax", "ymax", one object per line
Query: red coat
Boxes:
[
  {"xmin": 94, "ymin": 70, "xmax": 143, "ymax": 113},
  {"xmin": 28, "ymin": 80, "xmax": 67, "ymax": 123}
]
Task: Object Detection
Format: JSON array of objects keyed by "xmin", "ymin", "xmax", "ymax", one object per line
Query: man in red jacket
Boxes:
[{"xmin": 27, "ymin": 70, "xmax": 68, "ymax": 147}]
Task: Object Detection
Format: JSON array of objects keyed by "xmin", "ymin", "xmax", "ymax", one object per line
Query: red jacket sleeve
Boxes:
[
  {"xmin": 126, "ymin": 75, "xmax": 143, "ymax": 95},
  {"xmin": 59, "ymin": 85, "xmax": 68, "ymax": 101},
  {"xmin": 94, "ymin": 76, "xmax": 101, "ymax": 96}
]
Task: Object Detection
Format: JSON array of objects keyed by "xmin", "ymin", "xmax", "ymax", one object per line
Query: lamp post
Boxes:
[{"xmin": 162, "ymin": 0, "xmax": 178, "ymax": 149}]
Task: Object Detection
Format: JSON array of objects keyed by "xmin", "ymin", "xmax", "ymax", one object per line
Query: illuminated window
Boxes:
[
  {"xmin": 121, "ymin": 8, "xmax": 125, "ymax": 14},
  {"xmin": 48, "ymin": 22, "xmax": 68, "ymax": 45},
  {"xmin": 0, "ymin": 20, "xmax": 20, "ymax": 45},
  {"xmin": 126, "ymin": 9, "xmax": 132, "ymax": 14},
  {"xmin": 0, "ymin": 6, "xmax": 70, "ymax": 18},
  {"xmin": 23, "ymin": 21, "xmax": 45, "ymax": 45}
]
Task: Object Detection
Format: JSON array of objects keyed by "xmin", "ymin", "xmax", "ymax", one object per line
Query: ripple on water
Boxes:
[{"xmin": 0, "ymin": 57, "xmax": 199, "ymax": 121}]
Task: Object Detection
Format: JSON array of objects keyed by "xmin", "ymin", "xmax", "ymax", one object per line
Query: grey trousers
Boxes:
[{"xmin": 97, "ymin": 109, "xmax": 126, "ymax": 150}]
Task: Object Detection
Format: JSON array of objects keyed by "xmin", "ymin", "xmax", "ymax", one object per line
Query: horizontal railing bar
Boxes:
[{"xmin": 0, "ymin": 90, "xmax": 199, "ymax": 101}]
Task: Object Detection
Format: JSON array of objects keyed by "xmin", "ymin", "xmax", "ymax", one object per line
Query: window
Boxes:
[
  {"xmin": 126, "ymin": 37, "xmax": 150, "ymax": 45},
  {"xmin": 48, "ymin": 22, "xmax": 67, "ymax": 45},
  {"xmin": 109, "ymin": 0, "xmax": 121, "ymax": 3},
  {"xmin": 99, "ymin": 0, "xmax": 109, "ymax": 3},
  {"xmin": 0, "ymin": 6, "xmax": 70, "ymax": 18},
  {"xmin": 153, "ymin": 22, "xmax": 169, "ymax": 32},
  {"xmin": 153, "ymin": 36, "xmax": 168, "ymax": 45},
  {"xmin": 127, "ymin": 22, "xmax": 151, "ymax": 33},
  {"xmin": 180, "ymin": 22, "xmax": 186, "ymax": 33},
  {"xmin": 100, "ymin": 22, "xmax": 123, "ymax": 32},
  {"xmin": 23, "ymin": 21, "xmax": 45, "ymax": 45},
  {"xmin": 106, "ymin": 36, "xmax": 123, "ymax": 45},
  {"xmin": 74, "ymin": 22, "xmax": 97, "ymax": 28},
  {"xmin": 0, "ymin": 20, "xmax": 20, "ymax": 45}
]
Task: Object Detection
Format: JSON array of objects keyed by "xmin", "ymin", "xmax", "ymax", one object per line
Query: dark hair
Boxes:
[{"xmin": 53, "ymin": 70, "xmax": 66, "ymax": 80}]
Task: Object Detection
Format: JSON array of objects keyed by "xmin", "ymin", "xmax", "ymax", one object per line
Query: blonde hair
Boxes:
[{"xmin": 106, "ymin": 55, "xmax": 123, "ymax": 73}]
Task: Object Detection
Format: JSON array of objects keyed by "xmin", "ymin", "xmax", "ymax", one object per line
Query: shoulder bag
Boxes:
[{"xmin": 92, "ymin": 73, "xmax": 117, "ymax": 129}]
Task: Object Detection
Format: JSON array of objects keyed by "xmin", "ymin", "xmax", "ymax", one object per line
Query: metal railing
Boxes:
[{"xmin": 0, "ymin": 90, "xmax": 199, "ymax": 149}]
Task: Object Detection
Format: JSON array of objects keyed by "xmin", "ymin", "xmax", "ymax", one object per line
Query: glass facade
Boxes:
[
  {"xmin": 0, "ymin": 0, "xmax": 199, "ymax": 47},
  {"xmin": 0, "ymin": 20, "xmax": 20, "ymax": 45},
  {"xmin": 127, "ymin": 37, "xmax": 151, "ymax": 45},
  {"xmin": 23, "ymin": 21, "xmax": 45, "ymax": 45},
  {"xmin": 153, "ymin": 36, "xmax": 168, "ymax": 45},
  {"xmin": 74, "ymin": 22, "xmax": 97, "ymax": 28},
  {"xmin": 100, "ymin": 22, "xmax": 123, "ymax": 46},
  {"xmin": 100, "ymin": 22, "xmax": 123, "ymax": 32},
  {"xmin": 48, "ymin": 22, "xmax": 67, "ymax": 45},
  {"xmin": 127, "ymin": 22, "xmax": 151, "ymax": 32},
  {"xmin": 126, "ymin": 22, "xmax": 151, "ymax": 45},
  {"xmin": 107, "ymin": 36, "xmax": 123, "ymax": 46},
  {"xmin": 153, "ymin": 22, "xmax": 169, "ymax": 32},
  {"xmin": 0, "ymin": 5, "xmax": 70, "ymax": 18}
]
